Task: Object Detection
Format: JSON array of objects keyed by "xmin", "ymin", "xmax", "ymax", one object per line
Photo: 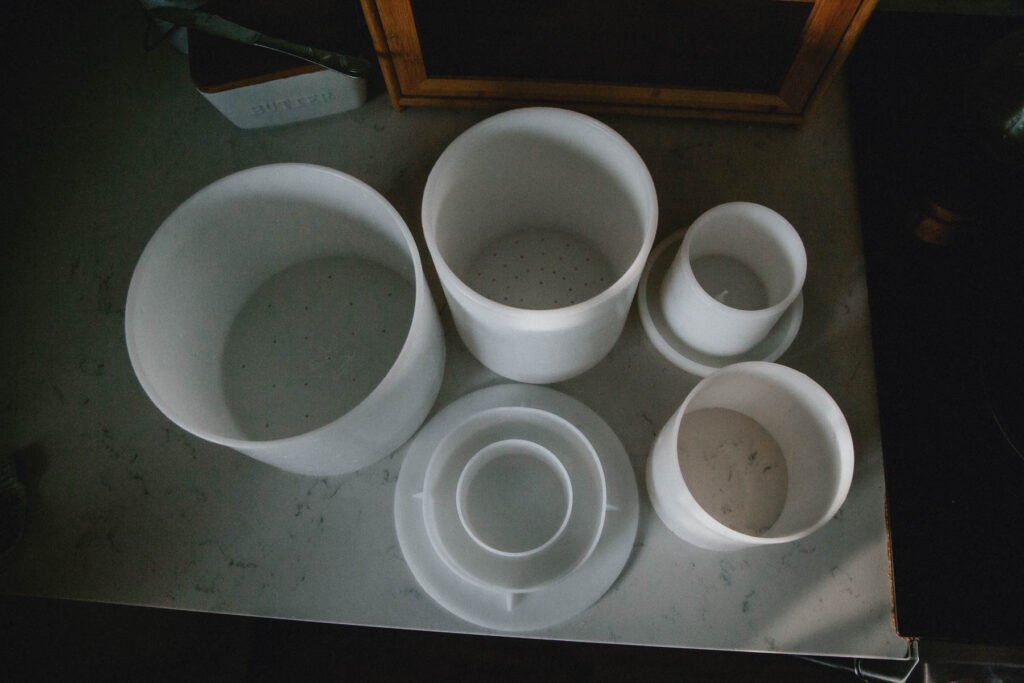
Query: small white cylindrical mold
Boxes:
[
  {"xmin": 393, "ymin": 383, "xmax": 640, "ymax": 632},
  {"xmin": 647, "ymin": 362, "xmax": 854, "ymax": 551},
  {"xmin": 125, "ymin": 164, "xmax": 445, "ymax": 476},
  {"xmin": 422, "ymin": 107, "xmax": 658, "ymax": 383},
  {"xmin": 422, "ymin": 406, "xmax": 606, "ymax": 593},
  {"xmin": 456, "ymin": 440, "xmax": 573, "ymax": 557},
  {"xmin": 660, "ymin": 202, "xmax": 806, "ymax": 357}
]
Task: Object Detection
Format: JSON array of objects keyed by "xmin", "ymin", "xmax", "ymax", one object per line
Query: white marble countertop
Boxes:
[{"xmin": 0, "ymin": 4, "xmax": 907, "ymax": 660}]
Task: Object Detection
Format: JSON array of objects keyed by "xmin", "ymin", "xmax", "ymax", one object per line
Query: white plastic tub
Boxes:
[
  {"xmin": 422, "ymin": 108, "xmax": 658, "ymax": 383},
  {"xmin": 126, "ymin": 164, "xmax": 444, "ymax": 476},
  {"xmin": 647, "ymin": 362, "xmax": 854, "ymax": 551},
  {"xmin": 195, "ymin": 67, "xmax": 367, "ymax": 130}
]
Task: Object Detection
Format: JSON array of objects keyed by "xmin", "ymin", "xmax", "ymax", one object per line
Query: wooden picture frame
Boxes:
[{"xmin": 360, "ymin": 0, "xmax": 878, "ymax": 125}]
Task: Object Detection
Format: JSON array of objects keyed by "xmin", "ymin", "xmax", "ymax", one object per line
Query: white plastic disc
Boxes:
[{"xmin": 394, "ymin": 384, "xmax": 639, "ymax": 632}]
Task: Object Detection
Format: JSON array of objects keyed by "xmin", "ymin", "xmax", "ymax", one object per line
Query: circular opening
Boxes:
[
  {"xmin": 423, "ymin": 109, "xmax": 656, "ymax": 313},
  {"xmin": 126, "ymin": 165, "xmax": 422, "ymax": 445},
  {"xmin": 662, "ymin": 362, "xmax": 853, "ymax": 546},
  {"xmin": 422, "ymin": 405, "xmax": 608, "ymax": 592},
  {"xmin": 686, "ymin": 204, "xmax": 805, "ymax": 311},
  {"xmin": 456, "ymin": 441, "xmax": 572, "ymax": 555}
]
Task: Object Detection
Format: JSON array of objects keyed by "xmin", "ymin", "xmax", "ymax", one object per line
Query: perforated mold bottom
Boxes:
[
  {"xmin": 221, "ymin": 256, "xmax": 415, "ymax": 441},
  {"xmin": 462, "ymin": 229, "xmax": 616, "ymax": 309}
]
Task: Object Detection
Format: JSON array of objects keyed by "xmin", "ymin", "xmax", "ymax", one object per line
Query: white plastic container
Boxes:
[
  {"xmin": 637, "ymin": 228, "xmax": 803, "ymax": 378},
  {"xmin": 187, "ymin": 20, "xmax": 367, "ymax": 130},
  {"xmin": 394, "ymin": 384, "xmax": 639, "ymax": 632},
  {"xmin": 125, "ymin": 164, "xmax": 444, "ymax": 476},
  {"xmin": 660, "ymin": 202, "xmax": 806, "ymax": 357},
  {"xmin": 647, "ymin": 362, "xmax": 854, "ymax": 551},
  {"xmin": 422, "ymin": 108, "xmax": 658, "ymax": 383},
  {"xmin": 422, "ymin": 406, "xmax": 607, "ymax": 593}
]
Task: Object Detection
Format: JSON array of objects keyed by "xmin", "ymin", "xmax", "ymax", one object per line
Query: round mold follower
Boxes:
[
  {"xmin": 394, "ymin": 384, "xmax": 639, "ymax": 632},
  {"xmin": 125, "ymin": 164, "xmax": 445, "ymax": 476},
  {"xmin": 421, "ymin": 407, "xmax": 607, "ymax": 593},
  {"xmin": 422, "ymin": 107, "xmax": 658, "ymax": 383},
  {"xmin": 647, "ymin": 362, "xmax": 854, "ymax": 551}
]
